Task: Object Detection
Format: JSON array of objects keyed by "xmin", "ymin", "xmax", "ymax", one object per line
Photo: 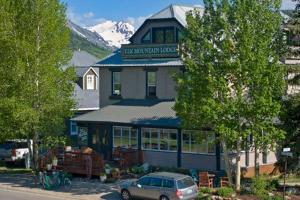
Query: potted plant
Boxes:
[
  {"xmin": 52, "ymin": 156, "xmax": 58, "ymax": 167},
  {"xmin": 111, "ymin": 168, "xmax": 120, "ymax": 179},
  {"xmin": 104, "ymin": 164, "xmax": 112, "ymax": 174},
  {"xmin": 99, "ymin": 172, "xmax": 107, "ymax": 182},
  {"xmin": 46, "ymin": 163, "xmax": 52, "ymax": 170}
]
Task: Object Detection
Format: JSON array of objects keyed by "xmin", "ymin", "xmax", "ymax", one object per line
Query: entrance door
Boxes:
[
  {"xmin": 91, "ymin": 124, "xmax": 111, "ymax": 160},
  {"xmin": 99, "ymin": 124, "xmax": 111, "ymax": 160}
]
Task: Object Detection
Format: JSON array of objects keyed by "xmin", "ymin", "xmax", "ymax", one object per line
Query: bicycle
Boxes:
[{"xmin": 37, "ymin": 170, "xmax": 72, "ymax": 191}]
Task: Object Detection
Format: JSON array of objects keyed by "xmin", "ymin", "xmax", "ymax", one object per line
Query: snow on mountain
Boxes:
[
  {"xmin": 88, "ymin": 21, "xmax": 135, "ymax": 48},
  {"xmin": 67, "ymin": 20, "xmax": 114, "ymax": 51}
]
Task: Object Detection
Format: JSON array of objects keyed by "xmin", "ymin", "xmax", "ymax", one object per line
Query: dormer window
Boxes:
[
  {"xmin": 86, "ymin": 75, "xmax": 95, "ymax": 90},
  {"xmin": 141, "ymin": 31, "xmax": 151, "ymax": 44},
  {"xmin": 153, "ymin": 27, "xmax": 175, "ymax": 44}
]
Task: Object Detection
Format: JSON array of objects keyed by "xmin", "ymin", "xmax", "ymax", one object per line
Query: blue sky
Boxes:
[{"xmin": 63, "ymin": 0, "xmax": 298, "ymax": 28}]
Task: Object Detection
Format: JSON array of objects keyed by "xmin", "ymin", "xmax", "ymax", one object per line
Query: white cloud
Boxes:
[
  {"xmin": 281, "ymin": 0, "xmax": 297, "ymax": 10},
  {"xmin": 67, "ymin": 8, "xmax": 106, "ymax": 27},
  {"xmin": 125, "ymin": 15, "xmax": 149, "ymax": 29}
]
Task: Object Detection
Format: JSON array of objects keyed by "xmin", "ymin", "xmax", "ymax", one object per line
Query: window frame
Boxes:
[
  {"xmin": 141, "ymin": 30, "xmax": 151, "ymax": 44},
  {"xmin": 181, "ymin": 130, "xmax": 215, "ymax": 155},
  {"xmin": 86, "ymin": 75, "xmax": 95, "ymax": 90},
  {"xmin": 113, "ymin": 126, "xmax": 138, "ymax": 149},
  {"xmin": 146, "ymin": 71, "xmax": 157, "ymax": 98},
  {"xmin": 112, "ymin": 71, "xmax": 121, "ymax": 96},
  {"xmin": 141, "ymin": 128, "xmax": 178, "ymax": 152},
  {"xmin": 152, "ymin": 27, "xmax": 176, "ymax": 44},
  {"xmin": 70, "ymin": 121, "xmax": 78, "ymax": 136}
]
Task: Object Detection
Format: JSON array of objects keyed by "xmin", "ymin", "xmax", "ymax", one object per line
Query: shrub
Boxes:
[
  {"xmin": 197, "ymin": 192, "xmax": 211, "ymax": 200},
  {"xmin": 216, "ymin": 187, "xmax": 234, "ymax": 198},
  {"xmin": 250, "ymin": 177, "xmax": 268, "ymax": 198},
  {"xmin": 199, "ymin": 187, "xmax": 213, "ymax": 194}
]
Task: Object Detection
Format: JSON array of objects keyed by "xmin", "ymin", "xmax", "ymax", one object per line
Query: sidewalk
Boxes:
[{"xmin": 0, "ymin": 173, "xmax": 120, "ymax": 200}]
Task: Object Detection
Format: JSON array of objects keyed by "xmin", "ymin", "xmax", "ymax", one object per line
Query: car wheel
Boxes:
[
  {"xmin": 121, "ymin": 189, "xmax": 131, "ymax": 200},
  {"xmin": 160, "ymin": 195, "xmax": 169, "ymax": 200}
]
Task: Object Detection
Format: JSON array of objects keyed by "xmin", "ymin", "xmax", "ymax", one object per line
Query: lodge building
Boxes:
[{"xmin": 71, "ymin": 4, "xmax": 277, "ymax": 174}]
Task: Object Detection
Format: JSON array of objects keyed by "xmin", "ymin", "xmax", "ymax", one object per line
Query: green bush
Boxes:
[
  {"xmin": 197, "ymin": 192, "xmax": 211, "ymax": 200},
  {"xmin": 250, "ymin": 177, "xmax": 268, "ymax": 198},
  {"xmin": 199, "ymin": 187, "xmax": 213, "ymax": 194},
  {"xmin": 266, "ymin": 179, "xmax": 279, "ymax": 191},
  {"xmin": 216, "ymin": 187, "xmax": 234, "ymax": 198}
]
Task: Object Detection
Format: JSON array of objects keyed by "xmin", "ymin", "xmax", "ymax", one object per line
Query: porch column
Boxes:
[
  {"xmin": 138, "ymin": 127, "xmax": 142, "ymax": 150},
  {"xmin": 177, "ymin": 129, "xmax": 182, "ymax": 168}
]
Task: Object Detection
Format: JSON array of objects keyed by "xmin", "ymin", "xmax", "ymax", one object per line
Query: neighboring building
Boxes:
[
  {"xmin": 71, "ymin": 5, "xmax": 278, "ymax": 173},
  {"xmin": 68, "ymin": 50, "xmax": 100, "ymax": 136}
]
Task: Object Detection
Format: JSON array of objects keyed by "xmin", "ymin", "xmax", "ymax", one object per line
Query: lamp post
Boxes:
[{"xmin": 281, "ymin": 147, "xmax": 293, "ymax": 199}]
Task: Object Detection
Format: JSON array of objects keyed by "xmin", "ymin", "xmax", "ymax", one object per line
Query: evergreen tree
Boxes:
[
  {"xmin": 0, "ymin": 0, "xmax": 75, "ymax": 169},
  {"xmin": 175, "ymin": 0, "xmax": 285, "ymax": 190}
]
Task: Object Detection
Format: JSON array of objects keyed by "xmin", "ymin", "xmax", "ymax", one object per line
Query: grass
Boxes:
[
  {"xmin": 0, "ymin": 162, "xmax": 32, "ymax": 174},
  {"xmin": 70, "ymin": 31, "xmax": 112, "ymax": 59},
  {"xmin": 279, "ymin": 174, "xmax": 300, "ymax": 184},
  {"xmin": 0, "ymin": 166, "xmax": 32, "ymax": 174}
]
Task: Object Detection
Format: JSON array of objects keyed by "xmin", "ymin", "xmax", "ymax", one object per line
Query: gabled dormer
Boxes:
[
  {"xmin": 76, "ymin": 67, "xmax": 99, "ymax": 90},
  {"xmin": 129, "ymin": 4, "xmax": 200, "ymax": 45}
]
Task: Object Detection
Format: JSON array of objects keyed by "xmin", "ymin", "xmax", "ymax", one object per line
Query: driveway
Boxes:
[{"xmin": 0, "ymin": 173, "xmax": 121, "ymax": 200}]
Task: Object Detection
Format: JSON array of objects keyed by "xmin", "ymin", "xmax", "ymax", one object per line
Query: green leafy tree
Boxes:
[
  {"xmin": 0, "ymin": 0, "xmax": 75, "ymax": 170},
  {"xmin": 175, "ymin": 0, "xmax": 285, "ymax": 190},
  {"xmin": 280, "ymin": 1, "xmax": 300, "ymax": 170}
]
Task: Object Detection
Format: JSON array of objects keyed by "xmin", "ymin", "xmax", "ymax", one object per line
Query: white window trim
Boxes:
[
  {"xmin": 112, "ymin": 72, "xmax": 121, "ymax": 95},
  {"xmin": 86, "ymin": 75, "xmax": 94, "ymax": 90},
  {"xmin": 181, "ymin": 130, "xmax": 216, "ymax": 155},
  {"xmin": 112, "ymin": 126, "xmax": 137, "ymax": 149},
  {"xmin": 141, "ymin": 128, "xmax": 178, "ymax": 152}
]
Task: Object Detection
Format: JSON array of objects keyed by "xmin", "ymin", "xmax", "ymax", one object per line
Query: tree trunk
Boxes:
[
  {"xmin": 236, "ymin": 137, "xmax": 241, "ymax": 191},
  {"xmin": 27, "ymin": 137, "xmax": 33, "ymax": 169},
  {"xmin": 221, "ymin": 141, "xmax": 233, "ymax": 186},
  {"xmin": 32, "ymin": 132, "xmax": 39, "ymax": 172},
  {"xmin": 254, "ymin": 143, "xmax": 259, "ymax": 178}
]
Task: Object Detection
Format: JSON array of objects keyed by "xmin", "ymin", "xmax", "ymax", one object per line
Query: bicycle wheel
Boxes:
[{"xmin": 63, "ymin": 178, "xmax": 71, "ymax": 191}]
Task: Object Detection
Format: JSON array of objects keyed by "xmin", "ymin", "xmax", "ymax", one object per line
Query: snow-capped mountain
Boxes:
[
  {"xmin": 67, "ymin": 20, "xmax": 114, "ymax": 51},
  {"xmin": 88, "ymin": 21, "xmax": 135, "ymax": 48}
]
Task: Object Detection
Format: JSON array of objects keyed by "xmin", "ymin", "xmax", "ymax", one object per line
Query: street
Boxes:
[{"xmin": 0, "ymin": 188, "xmax": 72, "ymax": 200}]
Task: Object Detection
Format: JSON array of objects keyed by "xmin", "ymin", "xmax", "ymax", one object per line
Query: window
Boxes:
[
  {"xmin": 162, "ymin": 179, "xmax": 175, "ymax": 188},
  {"xmin": 182, "ymin": 130, "xmax": 215, "ymax": 154},
  {"xmin": 142, "ymin": 128, "xmax": 178, "ymax": 151},
  {"xmin": 150, "ymin": 177, "xmax": 162, "ymax": 187},
  {"xmin": 262, "ymin": 150, "xmax": 268, "ymax": 164},
  {"xmin": 138, "ymin": 177, "xmax": 151, "ymax": 186},
  {"xmin": 177, "ymin": 29, "xmax": 184, "ymax": 42},
  {"xmin": 165, "ymin": 28, "xmax": 175, "ymax": 43},
  {"xmin": 86, "ymin": 75, "xmax": 94, "ymax": 90},
  {"xmin": 147, "ymin": 71, "xmax": 156, "ymax": 97},
  {"xmin": 142, "ymin": 31, "xmax": 151, "ymax": 43},
  {"xmin": 152, "ymin": 27, "xmax": 175, "ymax": 44},
  {"xmin": 112, "ymin": 71, "xmax": 121, "ymax": 95},
  {"xmin": 70, "ymin": 121, "xmax": 78, "ymax": 135},
  {"xmin": 176, "ymin": 177, "xmax": 195, "ymax": 189},
  {"xmin": 113, "ymin": 126, "xmax": 138, "ymax": 148}
]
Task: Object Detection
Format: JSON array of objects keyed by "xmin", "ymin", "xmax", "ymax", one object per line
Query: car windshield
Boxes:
[{"xmin": 176, "ymin": 177, "xmax": 195, "ymax": 189}]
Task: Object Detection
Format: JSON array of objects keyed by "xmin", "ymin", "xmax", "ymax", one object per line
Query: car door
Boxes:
[
  {"xmin": 147, "ymin": 177, "xmax": 163, "ymax": 199},
  {"xmin": 130, "ymin": 177, "xmax": 151, "ymax": 198}
]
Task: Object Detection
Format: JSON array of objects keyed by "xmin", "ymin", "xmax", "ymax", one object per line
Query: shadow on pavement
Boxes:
[{"xmin": 0, "ymin": 173, "xmax": 120, "ymax": 200}]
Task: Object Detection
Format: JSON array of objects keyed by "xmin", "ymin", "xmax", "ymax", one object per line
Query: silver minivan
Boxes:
[{"xmin": 119, "ymin": 172, "xmax": 198, "ymax": 200}]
